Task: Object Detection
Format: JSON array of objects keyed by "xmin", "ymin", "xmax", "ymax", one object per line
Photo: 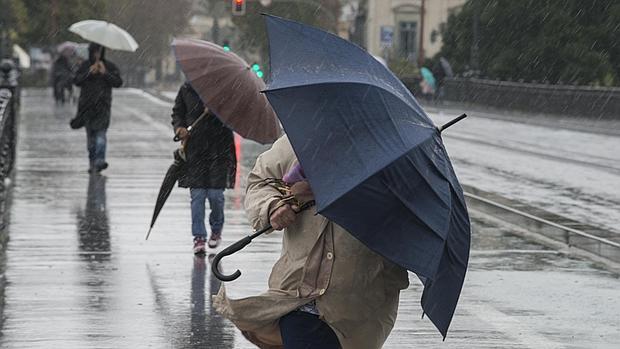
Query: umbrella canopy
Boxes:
[
  {"xmin": 172, "ymin": 38, "xmax": 280, "ymax": 144},
  {"xmin": 69, "ymin": 20, "xmax": 138, "ymax": 52},
  {"xmin": 421, "ymin": 67, "xmax": 437, "ymax": 89},
  {"xmin": 57, "ymin": 41, "xmax": 78, "ymax": 54},
  {"xmin": 263, "ymin": 15, "xmax": 470, "ymax": 338},
  {"xmin": 440, "ymin": 57, "xmax": 454, "ymax": 78},
  {"xmin": 12, "ymin": 44, "xmax": 30, "ymax": 69},
  {"xmin": 145, "ymin": 148, "xmax": 185, "ymax": 240}
]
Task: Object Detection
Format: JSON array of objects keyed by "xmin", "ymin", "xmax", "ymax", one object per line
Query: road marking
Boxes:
[
  {"xmin": 466, "ymin": 303, "xmax": 562, "ymax": 349},
  {"xmin": 119, "ymin": 105, "xmax": 171, "ymax": 136},
  {"xmin": 123, "ymin": 88, "xmax": 173, "ymax": 108},
  {"xmin": 470, "ymin": 249, "xmax": 561, "ymax": 255}
]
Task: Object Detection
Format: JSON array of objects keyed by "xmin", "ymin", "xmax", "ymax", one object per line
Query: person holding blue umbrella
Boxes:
[
  {"xmin": 214, "ymin": 136, "xmax": 409, "ymax": 349},
  {"xmin": 213, "ymin": 15, "xmax": 470, "ymax": 348}
]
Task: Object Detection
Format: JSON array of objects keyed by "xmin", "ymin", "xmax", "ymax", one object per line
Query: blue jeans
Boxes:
[
  {"xmin": 279, "ymin": 311, "xmax": 341, "ymax": 349},
  {"xmin": 190, "ymin": 188, "xmax": 225, "ymax": 238},
  {"xmin": 86, "ymin": 128, "xmax": 107, "ymax": 168}
]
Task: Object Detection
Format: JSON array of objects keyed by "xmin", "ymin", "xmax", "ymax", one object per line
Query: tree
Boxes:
[
  {"xmin": 231, "ymin": 0, "xmax": 341, "ymax": 66},
  {"xmin": 102, "ymin": 0, "xmax": 193, "ymax": 86},
  {"xmin": 439, "ymin": 0, "xmax": 619, "ymax": 86},
  {"xmin": 15, "ymin": 0, "xmax": 106, "ymax": 47}
]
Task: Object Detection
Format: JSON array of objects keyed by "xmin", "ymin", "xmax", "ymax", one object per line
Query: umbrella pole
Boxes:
[
  {"xmin": 145, "ymin": 227, "xmax": 153, "ymax": 240},
  {"xmin": 438, "ymin": 113, "xmax": 467, "ymax": 133},
  {"xmin": 212, "ymin": 201, "xmax": 315, "ymax": 281},
  {"xmin": 173, "ymin": 108, "xmax": 209, "ymax": 142}
]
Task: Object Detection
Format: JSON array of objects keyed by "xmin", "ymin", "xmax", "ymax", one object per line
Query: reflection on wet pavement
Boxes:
[{"xmin": 77, "ymin": 174, "xmax": 111, "ymax": 313}]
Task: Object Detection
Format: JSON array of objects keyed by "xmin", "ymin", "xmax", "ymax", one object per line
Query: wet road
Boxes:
[
  {"xmin": 430, "ymin": 109, "xmax": 620, "ymax": 234},
  {"xmin": 0, "ymin": 89, "xmax": 618, "ymax": 348}
]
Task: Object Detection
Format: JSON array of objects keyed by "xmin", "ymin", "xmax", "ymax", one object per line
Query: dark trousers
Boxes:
[
  {"xmin": 86, "ymin": 128, "xmax": 107, "ymax": 168},
  {"xmin": 279, "ymin": 311, "xmax": 341, "ymax": 349}
]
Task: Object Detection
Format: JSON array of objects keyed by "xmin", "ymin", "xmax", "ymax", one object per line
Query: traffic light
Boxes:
[
  {"xmin": 251, "ymin": 63, "xmax": 264, "ymax": 79},
  {"xmin": 222, "ymin": 40, "xmax": 231, "ymax": 52},
  {"xmin": 232, "ymin": 0, "xmax": 245, "ymax": 16}
]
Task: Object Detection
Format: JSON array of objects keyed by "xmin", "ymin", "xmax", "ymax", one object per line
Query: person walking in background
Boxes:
[
  {"xmin": 73, "ymin": 43, "xmax": 122, "ymax": 173},
  {"xmin": 171, "ymin": 82, "xmax": 236, "ymax": 254},
  {"xmin": 51, "ymin": 48, "xmax": 75, "ymax": 105}
]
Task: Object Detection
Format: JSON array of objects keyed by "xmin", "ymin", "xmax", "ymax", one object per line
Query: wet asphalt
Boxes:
[{"xmin": 0, "ymin": 89, "xmax": 618, "ymax": 348}]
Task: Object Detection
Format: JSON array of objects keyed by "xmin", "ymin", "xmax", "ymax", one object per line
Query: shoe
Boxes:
[
  {"xmin": 96, "ymin": 162, "xmax": 109, "ymax": 172},
  {"xmin": 193, "ymin": 237, "xmax": 206, "ymax": 255},
  {"xmin": 207, "ymin": 232, "xmax": 221, "ymax": 248}
]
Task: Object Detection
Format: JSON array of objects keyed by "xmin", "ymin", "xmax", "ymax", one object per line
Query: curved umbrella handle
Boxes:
[
  {"xmin": 211, "ymin": 225, "xmax": 271, "ymax": 281},
  {"xmin": 212, "ymin": 200, "xmax": 315, "ymax": 281}
]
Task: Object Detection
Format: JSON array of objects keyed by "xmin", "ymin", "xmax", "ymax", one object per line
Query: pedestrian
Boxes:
[
  {"xmin": 213, "ymin": 136, "xmax": 409, "ymax": 349},
  {"xmin": 73, "ymin": 43, "xmax": 122, "ymax": 173},
  {"xmin": 171, "ymin": 82, "xmax": 236, "ymax": 254},
  {"xmin": 51, "ymin": 50, "xmax": 74, "ymax": 104}
]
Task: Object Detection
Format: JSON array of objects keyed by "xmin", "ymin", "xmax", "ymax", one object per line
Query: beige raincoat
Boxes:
[{"xmin": 214, "ymin": 136, "xmax": 409, "ymax": 349}]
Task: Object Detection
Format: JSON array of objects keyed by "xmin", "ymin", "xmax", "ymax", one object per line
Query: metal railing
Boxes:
[
  {"xmin": 0, "ymin": 60, "xmax": 19, "ymax": 234},
  {"xmin": 442, "ymin": 77, "xmax": 620, "ymax": 120}
]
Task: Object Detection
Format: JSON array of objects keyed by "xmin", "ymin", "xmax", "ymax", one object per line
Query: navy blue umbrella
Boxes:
[{"xmin": 263, "ymin": 15, "xmax": 470, "ymax": 338}]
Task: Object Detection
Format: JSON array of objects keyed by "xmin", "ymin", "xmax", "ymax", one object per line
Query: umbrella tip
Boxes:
[
  {"xmin": 145, "ymin": 228, "xmax": 152, "ymax": 240},
  {"xmin": 438, "ymin": 113, "xmax": 467, "ymax": 133}
]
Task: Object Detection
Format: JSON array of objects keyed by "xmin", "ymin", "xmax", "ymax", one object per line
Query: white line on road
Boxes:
[
  {"xmin": 119, "ymin": 105, "xmax": 172, "ymax": 136},
  {"xmin": 466, "ymin": 303, "xmax": 562, "ymax": 349},
  {"xmin": 123, "ymin": 88, "xmax": 174, "ymax": 108}
]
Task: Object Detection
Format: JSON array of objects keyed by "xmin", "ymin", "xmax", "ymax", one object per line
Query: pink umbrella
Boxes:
[
  {"xmin": 57, "ymin": 41, "xmax": 78, "ymax": 55},
  {"xmin": 172, "ymin": 38, "xmax": 280, "ymax": 144}
]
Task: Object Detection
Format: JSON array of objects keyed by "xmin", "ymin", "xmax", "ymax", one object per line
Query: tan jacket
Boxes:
[{"xmin": 213, "ymin": 136, "xmax": 409, "ymax": 349}]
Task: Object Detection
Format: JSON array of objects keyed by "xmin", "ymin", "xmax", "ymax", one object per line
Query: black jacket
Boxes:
[
  {"xmin": 74, "ymin": 47, "xmax": 122, "ymax": 131},
  {"xmin": 171, "ymin": 83, "xmax": 236, "ymax": 189},
  {"xmin": 52, "ymin": 56, "xmax": 74, "ymax": 87}
]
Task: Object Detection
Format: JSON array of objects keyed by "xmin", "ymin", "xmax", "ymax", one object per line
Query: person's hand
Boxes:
[
  {"xmin": 175, "ymin": 127, "xmax": 189, "ymax": 140},
  {"xmin": 97, "ymin": 61, "xmax": 106, "ymax": 74},
  {"xmin": 290, "ymin": 180, "xmax": 314, "ymax": 203},
  {"xmin": 269, "ymin": 203, "xmax": 299, "ymax": 230},
  {"xmin": 89, "ymin": 64, "xmax": 99, "ymax": 74}
]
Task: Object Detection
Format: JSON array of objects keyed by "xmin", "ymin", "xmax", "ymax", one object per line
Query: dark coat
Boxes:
[
  {"xmin": 171, "ymin": 83, "xmax": 236, "ymax": 189},
  {"xmin": 74, "ymin": 46, "xmax": 122, "ymax": 131},
  {"xmin": 52, "ymin": 56, "xmax": 74, "ymax": 87}
]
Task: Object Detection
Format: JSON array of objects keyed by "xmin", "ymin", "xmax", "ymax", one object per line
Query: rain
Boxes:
[{"xmin": 0, "ymin": 0, "xmax": 619, "ymax": 348}]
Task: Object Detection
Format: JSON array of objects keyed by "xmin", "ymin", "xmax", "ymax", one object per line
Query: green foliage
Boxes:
[
  {"xmin": 102, "ymin": 0, "xmax": 193, "ymax": 84},
  {"xmin": 387, "ymin": 57, "xmax": 419, "ymax": 78},
  {"xmin": 2, "ymin": 0, "xmax": 192, "ymax": 85},
  {"xmin": 14, "ymin": 0, "xmax": 107, "ymax": 46},
  {"xmin": 231, "ymin": 0, "xmax": 341, "ymax": 65},
  {"xmin": 439, "ymin": 0, "xmax": 620, "ymax": 86}
]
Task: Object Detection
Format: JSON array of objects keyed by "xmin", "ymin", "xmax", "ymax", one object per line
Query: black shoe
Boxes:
[{"xmin": 96, "ymin": 162, "xmax": 109, "ymax": 172}]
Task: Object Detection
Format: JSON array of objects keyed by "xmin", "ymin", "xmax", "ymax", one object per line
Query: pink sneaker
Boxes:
[
  {"xmin": 193, "ymin": 237, "xmax": 206, "ymax": 255},
  {"xmin": 207, "ymin": 232, "xmax": 221, "ymax": 248}
]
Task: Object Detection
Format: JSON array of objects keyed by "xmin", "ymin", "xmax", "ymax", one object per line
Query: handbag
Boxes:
[{"xmin": 69, "ymin": 112, "xmax": 86, "ymax": 129}]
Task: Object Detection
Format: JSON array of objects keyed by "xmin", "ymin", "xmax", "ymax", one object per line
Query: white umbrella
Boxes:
[
  {"xmin": 12, "ymin": 44, "xmax": 31, "ymax": 69},
  {"xmin": 69, "ymin": 20, "xmax": 138, "ymax": 52}
]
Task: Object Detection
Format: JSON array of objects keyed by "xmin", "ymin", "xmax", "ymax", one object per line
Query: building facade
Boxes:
[{"xmin": 365, "ymin": 0, "xmax": 465, "ymax": 63}]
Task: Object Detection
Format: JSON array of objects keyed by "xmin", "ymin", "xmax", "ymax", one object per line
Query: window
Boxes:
[{"xmin": 399, "ymin": 21, "xmax": 417, "ymax": 60}]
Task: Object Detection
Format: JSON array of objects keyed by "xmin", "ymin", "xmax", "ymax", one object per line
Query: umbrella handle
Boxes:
[
  {"xmin": 438, "ymin": 113, "xmax": 467, "ymax": 133},
  {"xmin": 173, "ymin": 109, "xmax": 209, "ymax": 142},
  {"xmin": 212, "ymin": 201, "xmax": 315, "ymax": 281},
  {"xmin": 211, "ymin": 225, "xmax": 271, "ymax": 281}
]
